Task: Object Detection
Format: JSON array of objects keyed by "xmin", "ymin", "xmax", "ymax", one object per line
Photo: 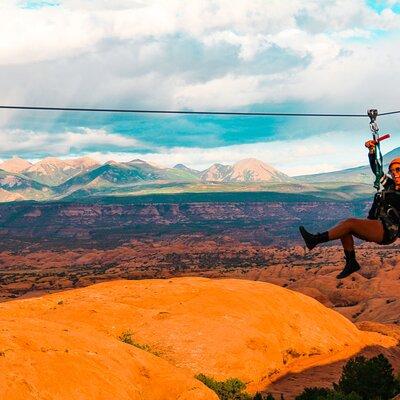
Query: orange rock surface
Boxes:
[{"xmin": 0, "ymin": 277, "xmax": 396, "ymax": 399}]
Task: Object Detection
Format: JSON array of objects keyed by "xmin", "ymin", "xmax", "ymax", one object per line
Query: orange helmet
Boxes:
[{"xmin": 389, "ymin": 158, "xmax": 400, "ymax": 170}]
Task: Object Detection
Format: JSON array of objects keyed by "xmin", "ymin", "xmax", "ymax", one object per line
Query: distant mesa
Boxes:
[{"xmin": 0, "ymin": 277, "xmax": 395, "ymax": 399}]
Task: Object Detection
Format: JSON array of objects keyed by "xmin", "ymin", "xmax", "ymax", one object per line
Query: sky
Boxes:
[{"xmin": 1, "ymin": 0, "xmax": 400, "ymax": 175}]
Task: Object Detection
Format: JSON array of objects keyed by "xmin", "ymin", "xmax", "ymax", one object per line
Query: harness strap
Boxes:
[{"xmin": 368, "ymin": 109, "xmax": 384, "ymax": 190}]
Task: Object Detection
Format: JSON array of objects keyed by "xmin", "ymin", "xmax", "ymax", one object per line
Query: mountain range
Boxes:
[
  {"xmin": 0, "ymin": 147, "xmax": 396, "ymax": 202},
  {"xmin": 0, "ymin": 156, "xmax": 295, "ymax": 202}
]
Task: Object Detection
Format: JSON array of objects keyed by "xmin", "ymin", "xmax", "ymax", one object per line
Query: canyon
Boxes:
[{"xmin": 0, "ymin": 197, "xmax": 369, "ymax": 251}]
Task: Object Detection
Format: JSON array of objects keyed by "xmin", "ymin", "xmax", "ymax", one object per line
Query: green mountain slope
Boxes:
[{"xmin": 295, "ymin": 147, "xmax": 400, "ymax": 184}]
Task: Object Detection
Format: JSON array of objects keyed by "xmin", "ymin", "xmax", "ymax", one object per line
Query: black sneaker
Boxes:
[
  {"xmin": 336, "ymin": 258, "xmax": 360, "ymax": 279},
  {"xmin": 299, "ymin": 226, "xmax": 317, "ymax": 250}
]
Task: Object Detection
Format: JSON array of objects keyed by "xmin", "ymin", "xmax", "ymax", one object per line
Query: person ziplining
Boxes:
[{"xmin": 299, "ymin": 109, "xmax": 400, "ymax": 279}]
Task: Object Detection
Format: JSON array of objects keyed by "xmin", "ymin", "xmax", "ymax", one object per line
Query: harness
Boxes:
[
  {"xmin": 373, "ymin": 190, "xmax": 400, "ymax": 223},
  {"xmin": 367, "ymin": 109, "xmax": 398, "ymax": 221}
]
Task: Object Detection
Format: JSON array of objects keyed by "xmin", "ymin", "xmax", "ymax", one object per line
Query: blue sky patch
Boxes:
[
  {"xmin": 20, "ymin": 0, "xmax": 60, "ymax": 10},
  {"xmin": 366, "ymin": 0, "xmax": 400, "ymax": 14}
]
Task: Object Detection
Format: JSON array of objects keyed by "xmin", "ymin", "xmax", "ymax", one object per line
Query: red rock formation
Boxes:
[{"xmin": 0, "ymin": 277, "xmax": 396, "ymax": 399}]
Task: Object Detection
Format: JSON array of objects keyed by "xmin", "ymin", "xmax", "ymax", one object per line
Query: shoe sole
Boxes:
[{"xmin": 336, "ymin": 266, "xmax": 360, "ymax": 279}]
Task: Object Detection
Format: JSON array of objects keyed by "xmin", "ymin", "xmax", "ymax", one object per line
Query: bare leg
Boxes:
[
  {"xmin": 299, "ymin": 218, "xmax": 384, "ymax": 279},
  {"xmin": 328, "ymin": 218, "xmax": 384, "ymax": 244},
  {"xmin": 340, "ymin": 234, "xmax": 354, "ymax": 251}
]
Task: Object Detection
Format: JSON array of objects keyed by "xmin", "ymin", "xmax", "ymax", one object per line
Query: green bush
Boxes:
[
  {"xmin": 324, "ymin": 393, "xmax": 361, "ymax": 400},
  {"xmin": 334, "ymin": 354, "xmax": 398, "ymax": 400},
  {"xmin": 117, "ymin": 330, "xmax": 161, "ymax": 356},
  {"xmin": 118, "ymin": 330, "xmax": 135, "ymax": 345},
  {"xmin": 295, "ymin": 387, "xmax": 361, "ymax": 400},
  {"xmin": 295, "ymin": 387, "xmax": 332, "ymax": 400},
  {"xmin": 252, "ymin": 393, "xmax": 275, "ymax": 400},
  {"xmin": 195, "ymin": 373, "xmax": 253, "ymax": 400},
  {"xmin": 296, "ymin": 353, "xmax": 399, "ymax": 400}
]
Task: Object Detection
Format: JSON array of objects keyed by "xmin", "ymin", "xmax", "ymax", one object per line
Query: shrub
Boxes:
[
  {"xmin": 296, "ymin": 353, "xmax": 399, "ymax": 400},
  {"xmin": 118, "ymin": 330, "xmax": 161, "ymax": 356},
  {"xmin": 252, "ymin": 393, "xmax": 275, "ymax": 400},
  {"xmin": 196, "ymin": 373, "xmax": 253, "ymax": 400},
  {"xmin": 118, "ymin": 330, "xmax": 134, "ymax": 345},
  {"xmin": 295, "ymin": 387, "xmax": 361, "ymax": 400},
  {"xmin": 334, "ymin": 354, "xmax": 398, "ymax": 400},
  {"xmin": 295, "ymin": 387, "xmax": 332, "ymax": 400},
  {"xmin": 324, "ymin": 393, "xmax": 361, "ymax": 400}
]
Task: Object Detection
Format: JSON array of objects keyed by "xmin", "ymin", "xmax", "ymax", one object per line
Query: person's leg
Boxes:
[
  {"xmin": 336, "ymin": 233, "xmax": 359, "ymax": 278},
  {"xmin": 300, "ymin": 218, "xmax": 384, "ymax": 250},
  {"xmin": 340, "ymin": 233, "xmax": 354, "ymax": 251},
  {"xmin": 328, "ymin": 218, "xmax": 384, "ymax": 243},
  {"xmin": 299, "ymin": 218, "xmax": 385, "ymax": 279}
]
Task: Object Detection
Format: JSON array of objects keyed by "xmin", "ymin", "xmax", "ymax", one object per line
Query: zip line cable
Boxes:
[
  {"xmin": 378, "ymin": 110, "xmax": 400, "ymax": 116},
  {"xmin": 0, "ymin": 105, "xmax": 400, "ymax": 117}
]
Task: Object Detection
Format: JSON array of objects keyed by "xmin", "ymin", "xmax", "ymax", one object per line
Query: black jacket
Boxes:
[{"xmin": 367, "ymin": 152, "xmax": 400, "ymax": 220}]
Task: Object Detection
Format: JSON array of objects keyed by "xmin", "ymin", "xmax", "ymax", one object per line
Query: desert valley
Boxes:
[
  {"xmin": 1, "ymin": 155, "xmax": 400, "ymax": 399},
  {"xmin": 5, "ymin": 2, "xmax": 400, "ymax": 398}
]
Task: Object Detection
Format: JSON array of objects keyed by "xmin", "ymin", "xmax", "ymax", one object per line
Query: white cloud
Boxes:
[
  {"xmin": 1, "ymin": 0, "xmax": 398, "ymax": 66},
  {"xmin": 174, "ymin": 74, "xmax": 267, "ymax": 109},
  {"xmin": 1, "ymin": 0, "xmax": 400, "ymax": 176},
  {"xmin": 0, "ymin": 128, "xmax": 142, "ymax": 156}
]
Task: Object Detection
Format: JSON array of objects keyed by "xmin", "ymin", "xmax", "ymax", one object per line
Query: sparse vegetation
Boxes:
[
  {"xmin": 295, "ymin": 353, "xmax": 399, "ymax": 400},
  {"xmin": 118, "ymin": 330, "xmax": 135, "ymax": 345},
  {"xmin": 118, "ymin": 330, "xmax": 161, "ymax": 356},
  {"xmin": 295, "ymin": 387, "xmax": 333, "ymax": 400},
  {"xmin": 295, "ymin": 387, "xmax": 361, "ymax": 399},
  {"xmin": 196, "ymin": 373, "xmax": 257, "ymax": 400},
  {"xmin": 282, "ymin": 347, "xmax": 302, "ymax": 365},
  {"xmin": 308, "ymin": 347, "xmax": 321, "ymax": 356}
]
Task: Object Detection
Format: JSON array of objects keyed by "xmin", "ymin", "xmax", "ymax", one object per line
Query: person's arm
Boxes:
[
  {"xmin": 366, "ymin": 140, "xmax": 377, "ymax": 175},
  {"xmin": 365, "ymin": 140, "xmax": 394, "ymax": 189}
]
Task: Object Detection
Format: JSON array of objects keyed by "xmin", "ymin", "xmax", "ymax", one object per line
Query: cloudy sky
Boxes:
[{"xmin": 1, "ymin": 0, "xmax": 400, "ymax": 175}]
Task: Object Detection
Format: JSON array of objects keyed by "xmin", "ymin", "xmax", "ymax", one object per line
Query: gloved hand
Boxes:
[{"xmin": 365, "ymin": 139, "xmax": 376, "ymax": 153}]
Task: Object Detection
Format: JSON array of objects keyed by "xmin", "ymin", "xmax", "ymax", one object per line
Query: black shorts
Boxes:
[{"xmin": 379, "ymin": 215, "xmax": 399, "ymax": 245}]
